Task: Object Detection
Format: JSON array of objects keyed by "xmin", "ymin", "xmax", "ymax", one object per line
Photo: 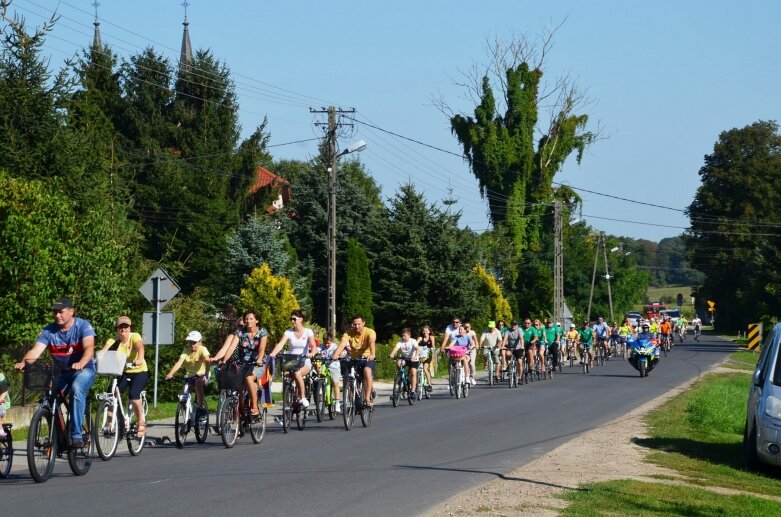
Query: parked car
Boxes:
[
  {"xmin": 624, "ymin": 312, "xmax": 642, "ymax": 326},
  {"xmin": 745, "ymin": 322, "xmax": 781, "ymax": 470}
]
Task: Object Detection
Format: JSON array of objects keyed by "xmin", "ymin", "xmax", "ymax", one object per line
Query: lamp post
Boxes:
[{"xmin": 327, "ymin": 138, "xmax": 367, "ymax": 336}]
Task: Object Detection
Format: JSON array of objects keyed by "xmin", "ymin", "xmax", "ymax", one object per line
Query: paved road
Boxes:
[{"xmin": 3, "ymin": 334, "xmax": 738, "ymax": 516}]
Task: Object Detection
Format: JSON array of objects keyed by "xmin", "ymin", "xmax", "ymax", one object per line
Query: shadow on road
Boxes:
[{"xmin": 396, "ymin": 464, "xmax": 584, "ymax": 491}]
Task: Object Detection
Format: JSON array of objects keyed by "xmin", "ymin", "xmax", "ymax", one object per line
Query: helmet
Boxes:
[{"xmin": 642, "ymin": 323, "xmax": 650, "ymax": 330}]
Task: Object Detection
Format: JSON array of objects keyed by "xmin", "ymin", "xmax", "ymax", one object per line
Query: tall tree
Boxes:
[
  {"xmin": 342, "ymin": 239, "xmax": 374, "ymax": 328},
  {"xmin": 686, "ymin": 120, "xmax": 781, "ymax": 330},
  {"xmin": 444, "ymin": 35, "xmax": 595, "ymax": 285}
]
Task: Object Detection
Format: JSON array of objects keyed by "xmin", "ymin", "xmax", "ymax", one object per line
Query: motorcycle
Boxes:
[{"xmin": 627, "ymin": 336, "xmax": 660, "ymax": 378}]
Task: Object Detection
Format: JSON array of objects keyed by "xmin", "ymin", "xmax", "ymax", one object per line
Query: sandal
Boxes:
[
  {"xmin": 250, "ymin": 408, "xmax": 260, "ymax": 416},
  {"xmin": 137, "ymin": 423, "xmax": 146, "ymax": 437}
]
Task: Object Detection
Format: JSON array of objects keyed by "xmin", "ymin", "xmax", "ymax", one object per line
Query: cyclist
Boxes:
[
  {"xmin": 218, "ymin": 310, "xmax": 269, "ymax": 416},
  {"xmin": 593, "ymin": 316, "xmax": 610, "ymax": 360},
  {"xmin": 565, "ymin": 323, "xmax": 579, "ymax": 361},
  {"xmin": 496, "ymin": 320, "xmax": 508, "ymax": 371},
  {"xmin": 462, "ymin": 322, "xmax": 479, "ymax": 385},
  {"xmin": 676, "ymin": 316, "xmax": 688, "ymax": 342},
  {"xmin": 479, "ymin": 321, "xmax": 502, "ymax": 383},
  {"xmin": 501, "ymin": 320, "xmax": 522, "ymax": 382},
  {"xmin": 316, "ymin": 332, "xmax": 344, "ymax": 413},
  {"xmin": 101, "ymin": 316, "xmax": 148, "ymax": 437},
  {"xmin": 691, "ymin": 315, "xmax": 702, "ymax": 339},
  {"xmin": 608, "ymin": 322, "xmax": 620, "ymax": 356},
  {"xmin": 659, "ymin": 318, "xmax": 672, "ymax": 350},
  {"xmin": 541, "ymin": 320, "xmax": 561, "ymax": 371},
  {"xmin": 619, "ymin": 320, "xmax": 633, "ymax": 356},
  {"xmin": 389, "ymin": 328, "xmax": 420, "ymax": 397},
  {"xmin": 577, "ymin": 320, "xmax": 596, "ymax": 367},
  {"xmin": 332, "ymin": 313, "xmax": 376, "ymax": 408},
  {"xmin": 522, "ymin": 319, "xmax": 539, "ymax": 376},
  {"xmin": 445, "ymin": 325, "xmax": 473, "ymax": 384},
  {"xmin": 649, "ymin": 318, "xmax": 660, "ymax": 339},
  {"xmin": 268, "ymin": 309, "xmax": 316, "ymax": 408},
  {"xmin": 417, "ymin": 326, "xmax": 436, "ymax": 392},
  {"xmin": 165, "ymin": 331, "xmax": 211, "ymax": 409},
  {"xmin": 441, "ymin": 317, "xmax": 462, "ymax": 353},
  {"xmin": 15, "ymin": 298, "xmax": 96, "ymax": 449}
]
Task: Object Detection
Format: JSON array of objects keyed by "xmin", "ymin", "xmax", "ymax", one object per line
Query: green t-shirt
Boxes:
[
  {"xmin": 542, "ymin": 327, "xmax": 560, "ymax": 343},
  {"xmin": 522, "ymin": 327, "xmax": 537, "ymax": 343},
  {"xmin": 578, "ymin": 328, "xmax": 594, "ymax": 344}
]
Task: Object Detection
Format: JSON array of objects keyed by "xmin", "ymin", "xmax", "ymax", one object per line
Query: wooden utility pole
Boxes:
[
  {"xmin": 553, "ymin": 199, "xmax": 564, "ymax": 324},
  {"xmin": 311, "ymin": 106, "xmax": 355, "ymax": 336},
  {"xmin": 586, "ymin": 232, "xmax": 615, "ymax": 323}
]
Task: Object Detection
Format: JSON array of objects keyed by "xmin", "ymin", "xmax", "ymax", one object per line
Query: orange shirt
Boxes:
[{"xmin": 659, "ymin": 321, "xmax": 671, "ymax": 334}]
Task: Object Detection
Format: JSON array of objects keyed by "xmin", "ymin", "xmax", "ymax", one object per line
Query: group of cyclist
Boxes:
[{"xmin": 12, "ymin": 295, "xmax": 705, "ymax": 469}]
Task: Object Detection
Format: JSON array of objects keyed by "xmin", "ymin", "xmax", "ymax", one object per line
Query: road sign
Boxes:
[
  {"xmin": 676, "ymin": 293, "xmax": 683, "ymax": 307},
  {"xmin": 142, "ymin": 312, "xmax": 175, "ymax": 345},
  {"xmin": 139, "ymin": 267, "xmax": 180, "ymax": 308},
  {"xmin": 707, "ymin": 300, "xmax": 716, "ymax": 308},
  {"xmin": 747, "ymin": 323, "xmax": 762, "ymax": 350}
]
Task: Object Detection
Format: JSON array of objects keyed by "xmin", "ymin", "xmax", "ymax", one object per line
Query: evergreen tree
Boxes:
[{"xmin": 342, "ymin": 239, "xmax": 373, "ymax": 328}]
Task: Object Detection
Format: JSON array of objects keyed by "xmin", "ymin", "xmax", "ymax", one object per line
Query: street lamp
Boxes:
[{"xmin": 327, "ymin": 139, "xmax": 367, "ymax": 336}]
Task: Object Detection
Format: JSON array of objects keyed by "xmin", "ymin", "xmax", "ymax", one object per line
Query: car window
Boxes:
[{"xmin": 767, "ymin": 327, "xmax": 781, "ymax": 386}]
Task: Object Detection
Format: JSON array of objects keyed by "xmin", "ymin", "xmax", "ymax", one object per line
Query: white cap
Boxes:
[
  {"xmin": 570, "ymin": 323, "xmax": 576, "ymax": 328},
  {"xmin": 186, "ymin": 330, "xmax": 202, "ymax": 342}
]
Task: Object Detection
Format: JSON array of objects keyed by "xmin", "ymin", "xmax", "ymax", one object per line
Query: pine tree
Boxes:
[{"xmin": 342, "ymin": 239, "xmax": 373, "ymax": 329}]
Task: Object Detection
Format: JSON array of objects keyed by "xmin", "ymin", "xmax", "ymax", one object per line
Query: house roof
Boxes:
[{"xmin": 249, "ymin": 166, "xmax": 289, "ymax": 194}]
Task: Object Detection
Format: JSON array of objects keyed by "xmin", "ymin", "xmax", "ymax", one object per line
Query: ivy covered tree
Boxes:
[
  {"xmin": 342, "ymin": 239, "xmax": 374, "ymax": 328},
  {"xmin": 686, "ymin": 120, "xmax": 781, "ymax": 330}
]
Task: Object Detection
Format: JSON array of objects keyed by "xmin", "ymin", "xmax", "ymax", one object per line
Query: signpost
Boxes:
[
  {"xmin": 676, "ymin": 293, "xmax": 683, "ymax": 307},
  {"xmin": 139, "ymin": 267, "xmax": 180, "ymax": 407}
]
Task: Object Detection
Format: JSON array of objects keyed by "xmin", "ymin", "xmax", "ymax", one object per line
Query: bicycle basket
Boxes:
[
  {"xmin": 282, "ymin": 358, "xmax": 301, "ymax": 373},
  {"xmin": 24, "ymin": 362, "xmax": 53, "ymax": 391},
  {"xmin": 218, "ymin": 362, "xmax": 245, "ymax": 390},
  {"xmin": 448, "ymin": 346, "xmax": 467, "ymax": 359},
  {"xmin": 96, "ymin": 350, "xmax": 128, "ymax": 377}
]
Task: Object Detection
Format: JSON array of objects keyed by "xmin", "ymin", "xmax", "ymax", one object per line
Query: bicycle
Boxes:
[
  {"xmin": 482, "ymin": 346, "xmax": 500, "ymax": 386},
  {"xmin": 340, "ymin": 358, "xmax": 374, "ymax": 431},
  {"xmin": 22, "ymin": 361, "xmax": 94, "ymax": 483},
  {"xmin": 579, "ymin": 344, "xmax": 591, "ymax": 374},
  {"xmin": 94, "ymin": 371, "xmax": 148, "ymax": 459},
  {"xmin": 215, "ymin": 363, "xmax": 266, "ymax": 448},
  {"xmin": 0, "ymin": 423, "xmax": 12, "ymax": 478},
  {"xmin": 694, "ymin": 326, "xmax": 701, "ymax": 342},
  {"xmin": 543, "ymin": 346, "xmax": 555, "ymax": 379},
  {"xmin": 316, "ymin": 357, "xmax": 340, "ymax": 418},
  {"xmin": 391, "ymin": 357, "xmax": 416, "ymax": 407},
  {"xmin": 447, "ymin": 352, "xmax": 469, "ymax": 399},
  {"xmin": 548, "ymin": 342, "xmax": 563, "ymax": 374},
  {"xmin": 659, "ymin": 333, "xmax": 671, "ymax": 357},
  {"xmin": 567, "ymin": 339, "xmax": 576, "ymax": 368},
  {"xmin": 505, "ymin": 350, "xmax": 518, "ymax": 388},
  {"xmin": 677, "ymin": 326, "xmax": 687, "ymax": 343},
  {"xmin": 171, "ymin": 376, "xmax": 209, "ymax": 448},
  {"xmin": 523, "ymin": 349, "xmax": 540, "ymax": 384},
  {"xmin": 280, "ymin": 354, "xmax": 307, "ymax": 433}
]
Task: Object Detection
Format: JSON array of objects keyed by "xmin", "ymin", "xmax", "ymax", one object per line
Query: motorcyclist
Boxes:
[{"xmin": 636, "ymin": 323, "xmax": 654, "ymax": 342}]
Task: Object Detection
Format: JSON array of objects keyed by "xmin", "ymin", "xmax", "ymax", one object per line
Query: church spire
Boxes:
[
  {"xmin": 91, "ymin": 0, "xmax": 101, "ymax": 48},
  {"xmin": 180, "ymin": 0, "xmax": 193, "ymax": 66}
]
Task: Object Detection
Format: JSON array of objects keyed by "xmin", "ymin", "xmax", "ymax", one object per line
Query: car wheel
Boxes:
[{"xmin": 744, "ymin": 420, "xmax": 763, "ymax": 471}]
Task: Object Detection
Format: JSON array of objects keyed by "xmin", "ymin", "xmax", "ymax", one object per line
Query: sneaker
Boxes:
[
  {"xmin": 426, "ymin": 385, "xmax": 433, "ymax": 393},
  {"xmin": 71, "ymin": 438, "xmax": 84, "ymax": 449},
  {"xmin": 335, "ymin": 401, "xmax": 343, "ymax": 413},
  {"xmin": 470, "ymin": 377, "xmax": 477, "ymax": 385},
  {"xmin": 300, "ymin": 398, "xmax": 310, "ymax": 408}
]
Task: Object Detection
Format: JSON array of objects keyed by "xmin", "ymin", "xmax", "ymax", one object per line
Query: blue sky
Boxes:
[{"xmin": 10, "ymin": 0, "xmax": 781, "ymax": 242}]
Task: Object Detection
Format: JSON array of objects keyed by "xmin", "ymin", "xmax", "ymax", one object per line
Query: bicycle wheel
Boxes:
[
  {"xmin": 174, "ymin": 401, "xmax": 190, "ymax": 448},
  {"xmin": 0, "ymin": 427, "xmax": 13, "ymax": 478},
  {"xmin": 557, "ymin": 350, "xmax": 563, "ymax": 373},
  {"xmin": 327, "ymin": 382, "xmax": 336, "ymax": 420},
  {"xmin": 248, "ymin": 407, "xmax": 267, "ymax": 444},
  {"xmin": 296, "ymin": 399, "xmax": 307, "ymax": 431},
  {"xmin": 507, "ymin": 362, "xmax": 514, "ymax": 388},
  {"xmin": 194, "ymin": 404, "xmax": 209, "ymax": 444},
  {"xmin": 359, "ymin": 388, "xmax": 372, "ymax": 428},
  {"xmin": 408, "ymin": 382, "xmax": 416, "ymax": 405},
  {"xmin": 281, "ymin": 383, "xmax": 294, "ymax": 434},
  {"xmin": 449, "ymin": 366, "xmax": 458, "ymax": 397},
  {"xmin": 27, "ymin": 407, "xmax": 56, "ymax": 483},
  {"xmin": 391, "ymin": 371, "xmax": 402, "ymax": 407},
  {"xmin": 415, "ymin": 381, "xmax": 423, "ymax": 403},
  {"xmin": 219, "ymin": 395, "xmax": 239, "ymax": 448},
  {"xmin": 314, "ymin": 379, "xmax": 325, "ymax": 423},
  {"xmin": 462, "ymin": 380, "xmax": 469, "ymax": 398},
  {"xmin": 126, "ymin": 402, "xmax": 145, "ymax": 456},
  {"xmin": 94, "ymin": 399, "xmax": 119, "ymax": 461},
  {"xmin": 68, "ymin": 401, "xmax": 94, "ymax": 476},
  {"xmin": 455, "ymin": 368, "xmax": 462, "ymax": 399},
  {"xmin": 342, "ymin": 381, "xmax": 355, "ymax": 431}
]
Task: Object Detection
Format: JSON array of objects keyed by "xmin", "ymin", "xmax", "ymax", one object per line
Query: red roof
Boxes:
[{"xmin": 249, "ymin": 166, "xmax": 289, "ymax": 194}]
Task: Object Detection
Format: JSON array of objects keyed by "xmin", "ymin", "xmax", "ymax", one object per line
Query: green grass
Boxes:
[
  {"xmin": 637, "ymin": 372, "xmax": 781, "ymax": 497},
  {"xmin": 645, "ymin": 285, "xmax": 691, "ymax": 305},
  {"xmin": 561, "ymin": 479, "xmax": 781, "ymax": 516},
  {"xmin": 722, "ymin": 350, "xmax": 760, "ymax": 371}
]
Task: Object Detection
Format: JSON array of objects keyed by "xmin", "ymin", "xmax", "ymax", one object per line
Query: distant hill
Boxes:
[{"xmin": 617, "ymin": 236, "xmax": 704, "ymax": 288}]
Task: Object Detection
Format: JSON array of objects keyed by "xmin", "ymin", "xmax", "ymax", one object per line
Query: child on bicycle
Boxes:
[
  {"xmin": 389, "ymin": 328, "xmax": 420, "ymax": 397},
  {"xmin": 317, "ymin": 332, "xmax": 343, "ymax": 413},
  {"xmin": 165, "ymin": 331, "xmax": 211, "ymax": 409},
  {"xmin": 417, "ymin": 326, "xmax": 436, "ymax": 392},
  {"xmin": 0, "ymin": 372, "xmax": 9, "ymax": 440}
]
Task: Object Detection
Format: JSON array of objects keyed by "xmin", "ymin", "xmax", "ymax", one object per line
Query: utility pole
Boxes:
[
  {"xmin": 553, "ymin": 199, "xmax": 564, "ymax": 324},
  {"xmin": 311, "ymin": 106, "xmax": 355, "ymax": 336},
  {"xmin": 602, "ymin": 234, "xmax": 615, "ymax": 323},
  {"xmin": 587, "ymin": 232, "xmax": 601, "ymax": 322}
]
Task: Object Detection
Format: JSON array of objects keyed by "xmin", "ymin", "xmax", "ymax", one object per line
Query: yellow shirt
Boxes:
[
  {"xmin": 565, "ymin": 329, "xmax": 579, "ymax": 342},
  {"xmin": 180, "ymin": 345, "xmax": 210, "ymax": 376},
  {"xmin": 105, "ymin": 333, "xmax": 147, "ymax": 373},
  {"xmin": 341, "ymin": 327, "xmax": 377, "ymax": 359}
]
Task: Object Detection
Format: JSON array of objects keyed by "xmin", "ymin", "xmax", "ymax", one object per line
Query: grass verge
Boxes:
[
  {"xmin": 561, "ymin": 479, "xmax": 781, "ymax": 516},
  {"xmin": 722, "ymin": 350, "xmax": 759, "ymax": 371},
  {"xmin": 558, "ymin": 369, "xmax": 781, "ymax": 514}
]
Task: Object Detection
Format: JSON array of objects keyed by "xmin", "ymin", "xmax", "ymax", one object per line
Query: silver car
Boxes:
[{"xmin": 745, "ymin": 322, "xmax": 781, "ymax": 469}]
